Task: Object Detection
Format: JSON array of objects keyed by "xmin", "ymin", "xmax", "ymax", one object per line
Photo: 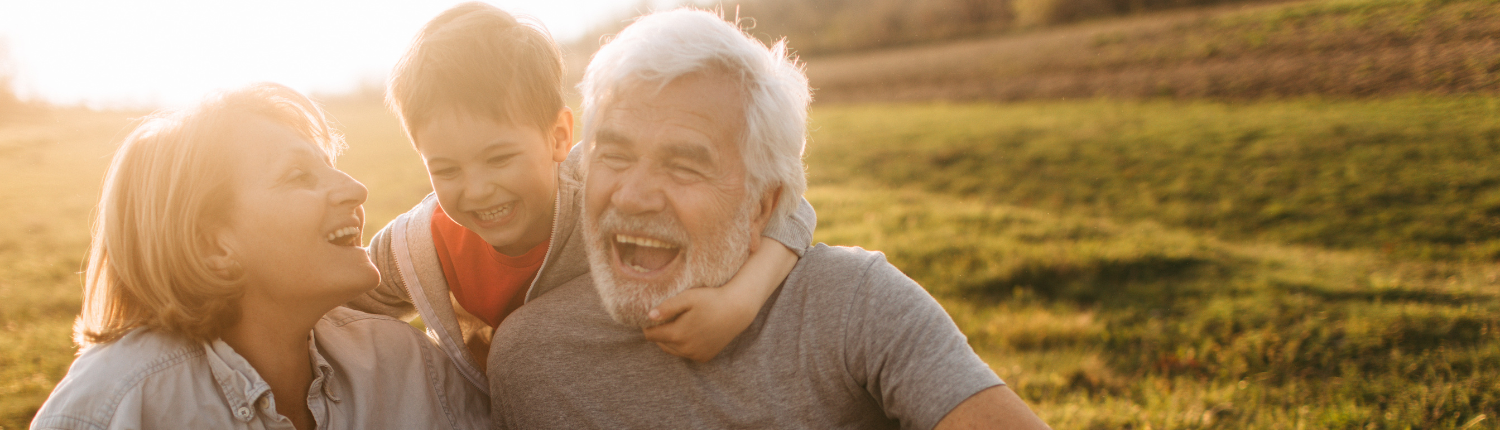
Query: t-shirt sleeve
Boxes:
[
  {"xmin": 762, "ymin": 195, "xmax": 817, "ymax": 257},
  {"xmin": 843, "ymin": 254, "xmax": 1003, "ymax": 430}
]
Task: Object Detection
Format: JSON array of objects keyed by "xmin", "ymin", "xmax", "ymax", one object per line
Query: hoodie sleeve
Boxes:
[
  {"xmin": 344, "ymin": 216, "xmax": 419, "ymax": 320},
  {"xmin": 762, "ymin": 195, "xmax": 817, "ymax": 257}
]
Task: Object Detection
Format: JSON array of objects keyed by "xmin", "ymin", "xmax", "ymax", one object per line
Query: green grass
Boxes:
[
  {"xmin": 809, "ymin": 184, "xmax": 1498, "ymax": 428},
  {"xmin": 807, "ymin": 97, "xmax": 1500, "ymax": 260},
  {"xmin": 2, "ymin": 96, "xmax": 1498, "ymax": 428},
  {"xmin": 0, "ymin": 109, "xmax": 139, "ymax": 427}
]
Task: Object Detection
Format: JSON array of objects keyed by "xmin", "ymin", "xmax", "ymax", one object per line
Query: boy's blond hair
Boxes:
[
  {"xmin": 387, "ymin": 2, "xmax": 565, "ymax": 141},
  {"xmin": 76, "ymin": 83, "xmax": 345, "ymax": 347}
]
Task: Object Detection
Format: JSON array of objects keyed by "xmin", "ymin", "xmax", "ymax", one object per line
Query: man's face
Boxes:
[{"xmin": 583, "ymin": 72, "xmax": 768, "ymax": 327}]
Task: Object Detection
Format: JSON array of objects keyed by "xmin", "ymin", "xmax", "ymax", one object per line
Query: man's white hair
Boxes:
[{"xmin": 580, "ymin": 8, "xmax": 811, "ymax": 229}]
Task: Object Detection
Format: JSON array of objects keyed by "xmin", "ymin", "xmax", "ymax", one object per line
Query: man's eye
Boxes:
[
  {"xmin": 598, "ymin": 153, "xmax": 630, "ymax": 169},
  {"xmin": 669, "ymin": 165, "xmax": 703, "ymax": 181}
]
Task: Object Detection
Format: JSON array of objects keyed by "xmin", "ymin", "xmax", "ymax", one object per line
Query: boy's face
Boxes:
[{"xmin": 414, "ymin": 110, "xmax": 572, "ymax": 256}]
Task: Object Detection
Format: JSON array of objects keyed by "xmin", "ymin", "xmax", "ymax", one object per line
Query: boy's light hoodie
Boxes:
[{"xmin": 346, "ymin": 144, "xmax": 818, "ymax": 394}]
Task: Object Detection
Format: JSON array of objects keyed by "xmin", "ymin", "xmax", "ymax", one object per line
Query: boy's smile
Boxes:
[{"xmin": 414, "ymin": 110, "xmax": 573, "ymax": 256}]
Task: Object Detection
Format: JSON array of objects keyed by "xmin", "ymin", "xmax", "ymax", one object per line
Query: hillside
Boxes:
[{"xmin": 805, "ymin": 0, "xmax": 1500, "ymax": 102}]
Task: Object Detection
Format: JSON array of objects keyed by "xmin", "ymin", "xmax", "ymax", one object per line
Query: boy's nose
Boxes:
[{"xmin": 463, "ymin": 175, "xmax": 495, "ymax": 200}]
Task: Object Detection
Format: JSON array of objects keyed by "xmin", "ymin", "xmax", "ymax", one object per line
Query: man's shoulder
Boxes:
[
  {"xmin": 507, "ymin": 272, "xmax": 598, "ymax": 323},
  {"xmin": 789, "ymin": 244, "xmax": 912, "ymax": 294}
]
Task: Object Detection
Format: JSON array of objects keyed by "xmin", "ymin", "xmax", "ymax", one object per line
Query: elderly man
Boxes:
[{"xmin": 488, "ymin": 9, "xmax": 1049, "ymax": 430}]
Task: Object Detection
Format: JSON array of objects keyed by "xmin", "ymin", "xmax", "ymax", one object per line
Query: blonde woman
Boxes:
[{"xmin": 30, "ymin": 84, "xmax": 488, "ymax": 430}]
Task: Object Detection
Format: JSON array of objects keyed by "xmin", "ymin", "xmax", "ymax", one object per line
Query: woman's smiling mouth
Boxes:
[{"xmin": 326, "ymin": 226, "xmax": 361, "ymax": 247}]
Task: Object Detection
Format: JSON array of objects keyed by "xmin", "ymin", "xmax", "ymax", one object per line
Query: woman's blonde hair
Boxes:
[{"xmin": 75, "ymin": 83, "xmax": 346, "ymax": 347}]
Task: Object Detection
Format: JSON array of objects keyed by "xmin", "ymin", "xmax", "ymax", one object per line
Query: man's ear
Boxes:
[
  {"xmin": 550, "ymin": 107, "xmax": 575, "ymax": 163},
  {"xmin": 748, "ymin": 185, "xmax": 783, "ymax": 253}
]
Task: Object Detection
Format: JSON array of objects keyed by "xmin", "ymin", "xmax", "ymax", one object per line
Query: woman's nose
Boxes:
[{"xmin": 331, "ymin": 169, "xmax": 369, "ymax": 207}]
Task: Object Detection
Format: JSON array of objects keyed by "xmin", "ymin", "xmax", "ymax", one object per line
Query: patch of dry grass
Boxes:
[{"xmin": 808, "ymin": 0, "xmax": 1500, "ymax": 102}]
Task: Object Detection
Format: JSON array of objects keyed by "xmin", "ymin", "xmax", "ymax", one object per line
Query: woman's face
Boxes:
[{"xmin": 217, "ymin": 117, "xmax": 378, "ymax": 311}]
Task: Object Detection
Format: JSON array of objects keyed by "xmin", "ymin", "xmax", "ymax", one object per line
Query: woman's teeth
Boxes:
[
  {"xmin": 474, "ymin": 203, "xmax": 514, "ymax": 222},
  {"xmin": 326, "ymin": 226, "xmax": 360, "ymax": 245}
]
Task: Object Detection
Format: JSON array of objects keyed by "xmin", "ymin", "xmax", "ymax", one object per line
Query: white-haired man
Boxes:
[{"xmin": 489, "ymin": 9, "xmax": 1049, "ymax": 429}]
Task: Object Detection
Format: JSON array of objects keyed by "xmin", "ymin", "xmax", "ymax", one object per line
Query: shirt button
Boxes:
[{"xmin": 235, "ymin": 406, "xmax": 252, "ymax": 420}]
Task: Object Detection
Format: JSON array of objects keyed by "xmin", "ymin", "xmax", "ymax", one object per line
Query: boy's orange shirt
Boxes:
[{"xmin": 431, "ymin": 204, "xmax": 549, "ymax": 328}]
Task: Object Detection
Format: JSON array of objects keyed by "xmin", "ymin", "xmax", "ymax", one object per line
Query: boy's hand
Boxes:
[{"xmin": 643, "ymin": 237, "xmax": 799, "ymax": 362}]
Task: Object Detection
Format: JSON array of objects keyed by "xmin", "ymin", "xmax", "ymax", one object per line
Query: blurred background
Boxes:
[{"xmin": 2, "ymin": 0, "xmax": 1498, "ymax": 428}]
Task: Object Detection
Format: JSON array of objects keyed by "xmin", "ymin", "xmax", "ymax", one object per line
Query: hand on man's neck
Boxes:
[{"xmin": 220, "ymin": 290, "xmax": 329, "ymax": 430}]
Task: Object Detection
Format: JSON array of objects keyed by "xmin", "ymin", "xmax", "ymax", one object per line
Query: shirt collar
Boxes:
[
  {"xmin": 307, "ymin": 330, "xmax": 340, "ymax": 402},
  {"xmin": 203, "ymin": 329, "xmax": 343, "ymax": 422},
  {"xmin": 204, "ymin": 339, "xmax": 272, "ymax": 422}
]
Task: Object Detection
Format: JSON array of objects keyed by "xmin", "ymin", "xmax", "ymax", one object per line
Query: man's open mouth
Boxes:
[
  {"xmin": 326, "ymin": 226, "xmax": 361, "ymax": 247},
  {"xmin": 613, "ymin": 233, "xmax": 681, "ymax": 273}
]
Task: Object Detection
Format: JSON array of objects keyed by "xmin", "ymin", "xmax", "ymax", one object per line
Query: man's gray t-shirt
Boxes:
[{"xmin": 489, "ymin": 244, "xmax": 1004, "ymax": 430}]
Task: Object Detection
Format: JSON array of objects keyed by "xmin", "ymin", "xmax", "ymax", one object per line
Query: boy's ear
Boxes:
[{"xmin": 550, "ymin": 107, "xmax": 574, "ymax": 163}]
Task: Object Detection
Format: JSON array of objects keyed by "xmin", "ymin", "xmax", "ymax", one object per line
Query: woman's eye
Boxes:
[{"xmin": 289, "ymin": 170, "xmax": 316, "ymax": 186}]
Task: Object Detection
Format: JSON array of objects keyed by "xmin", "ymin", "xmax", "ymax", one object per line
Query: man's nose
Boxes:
[{"xmin": 610, "ymin": 165, "xmax": 665, "ymax": 215}]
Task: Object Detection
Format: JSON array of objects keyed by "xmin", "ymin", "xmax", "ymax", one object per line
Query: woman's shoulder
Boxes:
[
  {"xmin": 32, "ymin": 329, "xmax": 207, "ymax": 429},
  {"xmin": 315, "ymin": 307, "xmax": 433, "ymax": 356}
]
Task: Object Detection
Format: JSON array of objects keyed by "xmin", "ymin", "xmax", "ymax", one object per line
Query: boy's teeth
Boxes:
[
  {"xmin": 614, "ymin": 234, "xmax": 677, "ymax": 249},
  {"xmin": 627, "ymin": 263, "xmax": 651, "ymax": 273},
  {"xmin": 475, "ymin": 203, "xmax": 513, "ymax": 221}
]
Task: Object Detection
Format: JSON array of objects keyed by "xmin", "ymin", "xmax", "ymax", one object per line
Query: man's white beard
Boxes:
[{"xmin": 584, "ymin": 202, "xmax": 754, "ymax": 328}]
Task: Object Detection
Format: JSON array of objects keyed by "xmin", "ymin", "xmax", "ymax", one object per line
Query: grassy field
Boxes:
[
  {"xmin": 1, "ymin": 95, "xmax": 1496, "ymax": 428},
  {"xmin": 806, "ymin": 99, "xmax": 1500, "ymax": 428}
]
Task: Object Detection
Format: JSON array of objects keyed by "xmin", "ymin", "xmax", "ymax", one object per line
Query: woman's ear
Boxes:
[{"xmin": 201, "ymin": 232, "xmax": 241, "ymax": 280}]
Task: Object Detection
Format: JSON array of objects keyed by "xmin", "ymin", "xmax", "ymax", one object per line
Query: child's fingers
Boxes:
[
  {"xmin": 649, "ymin": 288, "xmax": 711, "ymax": 323},
  {"xmin": 643, "ymin": 319, "xmax": 686, "ymax": 344},
  {"xmin": 654, "ymin": 341, "xmax": 681, "ymax": 357}
]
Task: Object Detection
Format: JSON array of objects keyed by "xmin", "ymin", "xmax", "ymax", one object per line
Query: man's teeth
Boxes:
[
  {"xmin": 475, "ymin": 203, "xmax": 514, "ymax": 222},
  {"xmin": 326, "ymin": 226, "xmax": 359, "ymax": 244},
  {"xmin": 615, "ymin": 234, "xmax": 677, "ymax": 249}
]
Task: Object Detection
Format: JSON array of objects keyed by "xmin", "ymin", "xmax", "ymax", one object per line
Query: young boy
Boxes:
[{"xmin": 345, "ymin": 2, "xmax": 817, "ymax": 397}]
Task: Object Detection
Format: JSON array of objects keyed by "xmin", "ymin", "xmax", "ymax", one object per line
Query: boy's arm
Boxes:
[
  {"xmin": 345, "ymin": 221, "xmax": 420, "ymax": 320},
  {"xmin": 762, "ymin": 195, "xmax": 817, "ymax": 256},
  {"xmin": 642, "ymin": 195, "xmax": 815, "ymax": 361},
  {"xmin": 643, "ymin": 236, "xmax": 797, "ymax": 362}
]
